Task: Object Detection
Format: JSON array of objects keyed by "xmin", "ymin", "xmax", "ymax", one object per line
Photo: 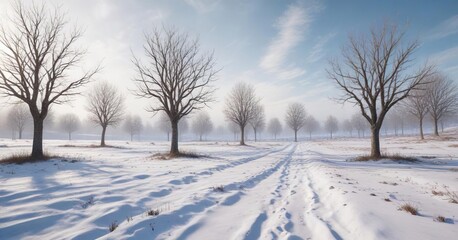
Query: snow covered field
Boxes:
[{"xmin": 0, "ymin": 136, "xmax": 457, "ymax": 240}]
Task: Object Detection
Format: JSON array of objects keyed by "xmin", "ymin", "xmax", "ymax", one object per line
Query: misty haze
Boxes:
[{"xmin": 0, "ymin": 0, "xmax": 457, "ymax": 239}]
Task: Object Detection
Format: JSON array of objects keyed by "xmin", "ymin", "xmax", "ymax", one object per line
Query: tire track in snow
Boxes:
[
  {"xmin": 0, "ymin": 144, "xmax": 292, "ymax": 240},
  {"xmin": 105, "ymin": 144, "xmax": 297, "ymax": 240},
  {"xmin": 300, "ymin": 143, "xmax": 349, "ymax": 240},
  {"xmin": 260, "ymin": 142, "xmax": 312, "ymax": 239},
  {"xmin": 163, "ymin": 144, "xmax": 298, "ymax": 240}
]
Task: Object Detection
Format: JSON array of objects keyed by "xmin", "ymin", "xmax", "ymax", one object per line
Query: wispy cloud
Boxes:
[
  {"xmin": 306, "ymin": 32, "xmax": 336, "ymax": 63},
  {"xmin": 430, "ymin": 45, "xmax": 458, "ymax": 65},
  {"xmin": 426, "ymin": 15, "xmax": 458, "ymax": 40},
  {"xmin": 259, "ymin": 2, "xmax": 314, "ymax": 80},
  {"xmin": 185, "ymin": 0, "xmax": 221, "ymax": 13}
]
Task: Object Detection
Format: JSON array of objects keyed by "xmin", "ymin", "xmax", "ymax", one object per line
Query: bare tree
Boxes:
[
  {"xmin": 327, "ymin": 23, "xmax": 433, "ymax": 158},
  {"xmin": 192, "ymin": 111, "xmax": 213, "ymax": 141},
  {"xmin": 426, "ymin": 74, "xmax": 458, "ymax": 136},
  {"xmin": 87, "ymin": 82, "xmax": 124, "ymax": 146},
  {"xmin": 123, "ymin": 115, "xmax": 143, "ymax": 141},
  {"xmin": 351, "ymin": 113, "xmax": 368, "ymax": 138},
  {"xmin": 7, "ymin": 104, "xmax": 30, "ymax": 139},
  {"xmin": 59, "ymin": 113, "xmax": 80, "ymax": 140},
  {"xmin": 392, "ymin": 106, "xmax": 406, "ymax": 136},
  {"xmin": 342, "ymin": 119, "xmax": 354, "ymax": 137},
  {"xmin": 267, "ymin": 118, "xmax": 282, "ymax": 140},
  {"xmin": 285, "ymin": 103, "xmax": 307, "ymax": 142},
  {"xmin": 304, "ymin": 115, "xmax": 319, "ymax": 140},
  {"xmin": 0, "ymin": 2, "xmax": 98, "ymax": 158},
  {"xmin": 403, "ymin": 89, "xmax": 429, "ymax": 139},
  {"xmin": 325, "ymin": 115, "xmax": 339, "ymax": 139},
  {"xmin": 249, "ymin": 104, "xmax": 265, "ymax": 142},
  {"xmin": 158, "ymin": 112, "xmax": 172, "ymax": 141},
  {"xmin": 228, "ymin": 121, "xmax": 240, "ymax": 141},
  {"xmin": 133, "ymin": 27, "xmax": 217, "ymax": 155},
  {"xmin": 224, "ymin": 82, "xmax": 259, "ymax": 145}
]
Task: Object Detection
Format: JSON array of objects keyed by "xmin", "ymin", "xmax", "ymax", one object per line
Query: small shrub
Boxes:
[
  {"xmin": 435, "ymin": 215, "xmax": 446, "ymax": 222},
  {"xmin": 370, "ymin": 193, "xmax": 377, "ymax": 196},
  {"xmin": 212, "ymin": 185, "xmax": 225, "ymax": 192},
  {"xmin": 126, "ymin": 216, "xmax": 133, "ymax": 222},
  {"xmin": 109, "ymin": 221, "xmax": 119, "ymax": 232},
  {"xmin": 147, "ymin": 209, "xmax": 160, "ymax": 216},
  {"xmin": 398, "ymin": 203, "xmax": 418, "ymax": 215},
  {"xmin": 384, "ymin": 198, "xmax": 391, "ymax": 202}
]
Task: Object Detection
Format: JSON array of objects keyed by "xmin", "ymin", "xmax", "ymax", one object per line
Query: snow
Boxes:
[{"xmin": 0, "ymin": 137, "xmax": 457, "ymax": 240}]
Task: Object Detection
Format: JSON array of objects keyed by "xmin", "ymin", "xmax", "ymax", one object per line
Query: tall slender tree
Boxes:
[
  {"xmin": 304, "ymin": 115, "xmax": 319, "ymax": 140},
  {"xmin": 426, "ymin": 74, "xmax": 458, "ymax": 136},
  {"xmin": 325, "ymin": 115, "xmax": 339, "ymax": 139},
  {"xmin": 192, "ymin": 112, "xmax": 213, "ymax": 141},
  {"xmin": 249, "ymin": 104, "xmax": 266, "ymax": 142},
  {"xmin": 285, "ymin": 103, "xmax": 307, "ymax": 142},
  {"xmin": 59, "ymin": 113, "xmax": 80, "ymax": 140},
  {"xmin": 403, "ymin": 89, "xmax": 429, "ymax": 139},
  {"xmin": 267, "ymin": 118, "xmax": 282, "ymax": 140},
  {"xmin": 87, "ymin": 82, "xmax": 124, "ymax": 146},
  {"xmin": 7, "ymin": 104, "xmax": 30, "ymax": 140},
  {"xmin": 224, "ymin": 82, "xmax": 259, "ymax": 145}
]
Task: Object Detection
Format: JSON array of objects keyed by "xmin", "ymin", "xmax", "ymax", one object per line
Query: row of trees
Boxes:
[
  {"xmin": 1, "ymin": 2, "xmax": 456, "ymax": 159},
  {"xmin": 0, "ymin": 2, "xmax": 217, "ymax": 157}
]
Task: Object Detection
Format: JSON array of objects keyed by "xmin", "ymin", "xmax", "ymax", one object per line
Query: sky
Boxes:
[{"xmin": 0, "ymin": 0, "xmax": 458, "ymax": 131}]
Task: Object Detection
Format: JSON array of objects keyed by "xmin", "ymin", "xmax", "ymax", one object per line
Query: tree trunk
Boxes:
[
  {"xmin": 330, "ymin": 131, "xmax": 333, "ymax": 139},
  {"xmin": 31, "ymin": 118, "xmax": 44, "ymax": 159},
  {"xmin": 441, "ymin": 121, "xmax": 444, "ymax": 133},
  {"xmin": 433, "ymin": 117, "xmax": 439, "ymax": 136},
  {"xmin": 200, "ymin": 134, "xmax": 202, "ymax": 141},
  {"xmin": 101, "ymin": 125, "xmax": 107, "ymax": 146},
  {"xmin": 19, "ymin": 129, "xmax": 22, "ymax": 139},
  {"xmin": 240, "ymin": 125, "xmax": 245, "ymax": 145},
  {"xmin": 167, "ymin": 132, "xmax": 170, "ymax": 141},
  {"xmin": 370, "ymin": 126, "xmax": 381, "ymax": 158},
  {"xmin": 294, "ymin": 130, "xmax": 297, "ymax": 142},
  {"xmin": 131, "ymin": 133, "xmax": 133, "ymax": 141},
  {"xmin": 170, "ymin": 120, "xmax": 179, "ymax": 155},
  {"xmin": 274, "ymin": 133, "xmax": 276, "ymax": 140},
  {"xmin": 254, "ymin": 129, "xmax": 257, "ymax": 142},
  {"xmin": 69, "ymin": 132, "xmax": 71, "ymax": 140},
  {"xmin": 309, "ymin": 132, "xmax": 312, "ymax": 140},
  {"xmin": 419, "ymin": 118, "xmax": 424, "ymax": 140}
]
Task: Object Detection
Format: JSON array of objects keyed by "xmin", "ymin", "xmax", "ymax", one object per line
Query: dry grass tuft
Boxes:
[
  {"xmin": 352, "ymin": 153, "xmax": 417, "ymax": 162},
  {"xmin": 109, "ymin": 221, "xmax": 119, "ymax": 232},
  {"xmin": 398, "ymin": 203, "xmax": 419, "ymax": 215},
  {"xmin": 147, "ymin": 209, "xmax": 160, "ymax": 216},
  {"xmin": 435, "ymin": 215, "xmax": 446, "ymax": 222},
  {"xmin": 212, "ymin": 185, "xmax": 225, "ymax": 192},
  {"xmin": 0, "ymin": 152, "xmax": 61, "ymax": 164},
  {"xmin": 151, "ymin": 151, "xmax": 209, "ymax": 160}
]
